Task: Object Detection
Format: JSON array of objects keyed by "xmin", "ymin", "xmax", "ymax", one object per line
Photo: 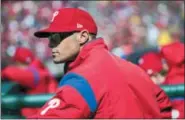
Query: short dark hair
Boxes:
[{"xmin": 89, "ymin": 33, "xmax": 96, "ymax": 39}]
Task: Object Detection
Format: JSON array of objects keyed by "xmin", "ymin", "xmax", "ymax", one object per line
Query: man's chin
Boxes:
[
  {"xmin": 53, "ymin": 59, "xmax": 66, "ymax": 64},
  {"xmin": 53, "ymin": 59, "xmax": 65, "ymax": 64}
]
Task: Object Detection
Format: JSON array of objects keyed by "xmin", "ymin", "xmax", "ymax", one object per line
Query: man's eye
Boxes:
[
  {"xmin": 48, "ymin": 40, "xmax": 59, "ymax": 48},
  {"xmin": 49, "ymin": 41, "xmax": 58, "ymax": 48},
  {"xmin": 56, "ymin": 39, "xmax": 62, "ymax": 44},
  {"xmin": 48, "ymin": 33, "xmax": 62, "ymax": 47}
]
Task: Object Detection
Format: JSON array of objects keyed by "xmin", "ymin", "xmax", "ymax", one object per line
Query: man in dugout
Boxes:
[{"xmin": 29, "ymin": 8, "xmax": 172, "ymax": 118}]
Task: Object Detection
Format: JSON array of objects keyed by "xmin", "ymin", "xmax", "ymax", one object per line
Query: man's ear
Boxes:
[{"xmin": 76, "ymin": 30, "xmax": 89, "ymax": 45}]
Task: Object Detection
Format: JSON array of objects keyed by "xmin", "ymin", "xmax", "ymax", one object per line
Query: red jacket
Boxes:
[
  {"xmin": 1, "ymin": 59, "xmax": 58, "ymax": 118},
  {"xmin": 160, "ymin": 41, "xmax": 184, "ymax": 118},
  {"xmin": 161, "ymin": 41, "xmax": 184, "ymax": 85},
  {"xmin": 30, "ymin": 38, "xmax": 172, "ymax": 119}
]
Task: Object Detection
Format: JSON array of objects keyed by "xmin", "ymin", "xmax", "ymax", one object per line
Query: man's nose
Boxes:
[{"xmin": 52, "ymin": 48, "xmax": 57, "ymax": 54}]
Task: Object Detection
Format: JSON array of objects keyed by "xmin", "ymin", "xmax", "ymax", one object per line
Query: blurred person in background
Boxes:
[
  {"xmin": 1, "ymin": 47, "xmax": 58, "ymax": 118},
  {"xmin": 160, "ymin": 41, "xmax": 184, "ymax": 85},
  {"xmin": 160, "ymin": 41, "xmax": 184, "ymax": 118},
  {"xmin": 138, "ymin": 52, "xmax": 167, "ymax": 85},
  {"xmin": 137, "ymin": 52, "xmax": 173, "ymax": 118}
]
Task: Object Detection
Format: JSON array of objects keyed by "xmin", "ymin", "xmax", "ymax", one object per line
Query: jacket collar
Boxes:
[{"xmin": 64, "ymin": 37, "xmax": 108, "ymax": 73}]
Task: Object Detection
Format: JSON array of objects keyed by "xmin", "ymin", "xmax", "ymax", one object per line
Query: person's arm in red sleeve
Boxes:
[
  {"xmin": 28, "ymin": 73, "xmax": 97, "ymax": 119},
  {"xmin": 1, "ymin": 66, "xmax": 40, "ymax": 88},
  {"xmin": 154, "ymin": 85, "xmax": 172, "ymax": 118},
  {"xmin": 29, "ymin": 86, "xmax": 91, "ymax": 118}
]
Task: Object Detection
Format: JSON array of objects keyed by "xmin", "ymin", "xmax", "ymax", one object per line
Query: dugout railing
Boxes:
[{"xmin": 1, "ymin": 84, "xmax": 184, "ymax": 119}]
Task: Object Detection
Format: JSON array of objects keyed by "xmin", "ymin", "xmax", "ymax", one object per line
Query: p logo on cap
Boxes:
[{"xmin": 51, "ymin": 11, "xmax": 59, "ymax": 23}]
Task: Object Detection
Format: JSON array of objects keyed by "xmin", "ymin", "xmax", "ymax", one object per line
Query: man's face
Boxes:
[
  {"xmin": 150, "ymin": 73, "xmax": 165, "ymax": 85},
  {"xmin": 48, "ymin": 32, "xmax": 80, "ymax": 64}
]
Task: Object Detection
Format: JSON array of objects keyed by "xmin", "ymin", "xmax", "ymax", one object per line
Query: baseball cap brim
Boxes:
[
  {"xmin": 34, "ymin": 27, "xmax": 79, "ymax": 38},
  {"xmin": 34, "ymin": 28, "xmax": 52, "ymax": 38}
]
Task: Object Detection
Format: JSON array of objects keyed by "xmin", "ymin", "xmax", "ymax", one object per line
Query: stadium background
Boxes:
[{"xmin": 1, "ymin": 1, "xmax": 184, "ymax": 119}]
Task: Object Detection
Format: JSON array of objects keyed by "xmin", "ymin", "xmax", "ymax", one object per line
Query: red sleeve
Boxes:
[
  {"xmin": 47, "ymin": 76, "xmax": 58, "ymax": 93},
  {"xmin": 154, "ymin": 85, "xmax": 172, "ymax": 118},
  {"xmin": 1, "ymin": 66, "xmax": 39, "ymax": 88},
  {"xmin": 29, "ymin": 86, "xmax": 91, "ymax": 119}
]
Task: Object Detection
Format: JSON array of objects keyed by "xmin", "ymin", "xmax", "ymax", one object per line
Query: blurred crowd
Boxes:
[{"xmin": 1, "ymin": 1, "xmax": 184, "ymax": 67}]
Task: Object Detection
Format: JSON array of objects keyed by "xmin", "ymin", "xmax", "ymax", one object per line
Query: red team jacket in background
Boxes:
[
  {"xmin": 161, "ymin": 41, "xmax": 184, "ymax": 84},
  {"xmin": 1, "ymin": 59, "xmax": 58, "ymax": 118},
  {"xmin": 160, "ymin": 41, "xmax": 185, "ymax": 118},
  {"xmin": 30, "ymin": 38, "xmax": 172, "ymax": 119}
]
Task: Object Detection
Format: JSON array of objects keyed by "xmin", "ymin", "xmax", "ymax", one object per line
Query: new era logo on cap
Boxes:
[{"xmin": 77, "ymin": 23, "xmax": 83, "ymax": 28}]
